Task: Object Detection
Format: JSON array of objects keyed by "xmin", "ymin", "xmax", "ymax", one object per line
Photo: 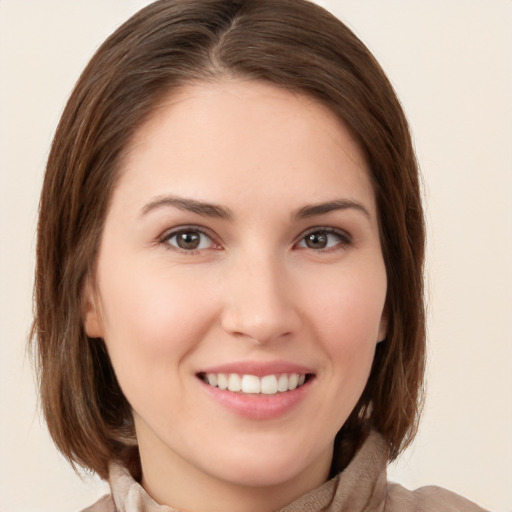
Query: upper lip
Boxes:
[{"xmin": 197, "ymin": 360, "xmax": 314, "ymax": 377}]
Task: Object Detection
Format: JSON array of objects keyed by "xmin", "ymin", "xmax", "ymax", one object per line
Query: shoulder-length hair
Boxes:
[{"xmin": 32, "ymin": 0, "xmax": 425, "ymax": 479}]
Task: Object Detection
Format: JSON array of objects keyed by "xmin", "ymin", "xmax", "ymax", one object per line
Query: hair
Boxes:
[{"xmin": 31, "ymin": 0, "xmax": 425, "ymax": 480}]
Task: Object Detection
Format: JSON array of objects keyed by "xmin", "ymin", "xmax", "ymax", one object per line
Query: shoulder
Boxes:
[
  {"xmin": 386, "ymin": 482, "xmax": 490, "ymax": 512},
  {"xmin": 79, "ymin": 494, "xmax": 115, "ymax": 512}
]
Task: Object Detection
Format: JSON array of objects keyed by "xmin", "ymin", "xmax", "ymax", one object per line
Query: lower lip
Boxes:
[{"xmin": 199, "ymin": 378, "xmax": 313, "ymax": 420}]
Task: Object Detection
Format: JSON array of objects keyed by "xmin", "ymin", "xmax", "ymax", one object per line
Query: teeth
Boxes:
[
  {"xmin": 204, "ymin": 372, "xmax": 308, "ymax": 395},
  {"xmin": 228, "ymin": 373, "xmax": 242, "ymax": 392},
  {"xmin": 261, "ymin": 375, "xmax": 278, "ymax": 394},
  {"xmin": 277, "ymin": 374, "xmax": 288, "ymax": 392},
  {"xmin": 217, "ymin": 373, "xmax": 228, "ymax": 390},
  {"xmin": 288, "ymin": 374, "xmax": 299, "ymax": 390},
  {"xmin": 241, "ymin": 374, "xmax": 261, "ymax": 393}
]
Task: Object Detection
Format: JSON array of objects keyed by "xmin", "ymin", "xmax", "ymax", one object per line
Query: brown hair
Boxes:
[{"xmin": 32, "ymin": 0, "xmax": 425, "ymax": 479}]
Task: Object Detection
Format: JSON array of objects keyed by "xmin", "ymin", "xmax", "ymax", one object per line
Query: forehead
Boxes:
[
  {"xmin": 130, "ymin": 79, "xmax": 366, "ymax": 165},
  {"xmin": 113, "ymin": 79, "xmax": 374, "ymax": 217}
]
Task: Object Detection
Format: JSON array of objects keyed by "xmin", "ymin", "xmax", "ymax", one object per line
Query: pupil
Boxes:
[
  {"xmin": 178, "ymin": 231, "xmax": 200, "ymax": 250},
  {"xmin": 306, "ymin": 232, "xmax": 327, "ymax": 249}
]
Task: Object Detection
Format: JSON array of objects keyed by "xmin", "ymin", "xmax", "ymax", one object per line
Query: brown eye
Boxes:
[
  {"xmin": 165, "ymin": 229, "xmax": 213, "ymax": 251},
  {"xmin": 176, "ymin": 231, "xmax": 200, "ymax": 250},
  {"xmin": 298, "ymin": 229, "xmax": 350, "ymax": 250},
  {"xmin": 305, "ymin": 232, "xmax": 328, "ymax": 249}
]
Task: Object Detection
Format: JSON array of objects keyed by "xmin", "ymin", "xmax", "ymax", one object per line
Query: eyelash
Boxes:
[{"xmin": 159, "ymin": 226, "xmax": 352, "ymax": 253}]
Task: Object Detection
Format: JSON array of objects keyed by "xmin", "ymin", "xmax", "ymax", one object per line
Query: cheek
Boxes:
[
  {"xmin": 292, "ymin": 265, "xmax": 385, "ymax": 435},
  {"xmin": 304, "ymin": 264, "xmax": 386, "ymax": 384},
  {"xmin": 96, "ymin": 264, "xmax": 216, "ymax": 387},
  {"xmin": 309, "ymin": 266, "xmax": 386, "ymax": 343}
]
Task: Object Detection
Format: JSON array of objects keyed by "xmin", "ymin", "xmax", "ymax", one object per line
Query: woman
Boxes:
[{"xmin": 31, "ymin": 0, "xmax": 488, "ymax": 510}]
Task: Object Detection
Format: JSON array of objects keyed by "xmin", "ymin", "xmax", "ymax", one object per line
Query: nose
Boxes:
[{"xmin": 220, "ymin": 253, "xmax": 302, "ymax": 345}]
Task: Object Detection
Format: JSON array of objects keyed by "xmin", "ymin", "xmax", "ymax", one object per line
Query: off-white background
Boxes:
[{"xmin": 1, "ymin": 1, "xmax": 511, "ymax": 511}]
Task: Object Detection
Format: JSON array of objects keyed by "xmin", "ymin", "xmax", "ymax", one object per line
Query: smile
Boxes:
[{"xmin": 199, "ymin": 373, "xmax": 309, "ymax": 395}]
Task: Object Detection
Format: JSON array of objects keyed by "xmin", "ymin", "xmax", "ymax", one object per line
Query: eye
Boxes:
[
  {"xmin": 297, "ymin": 228, "xmax": 351, "ymax": 250},
  {"xmin": 163, "ymin": 228, "xmax": 216, "ymax": 251}
]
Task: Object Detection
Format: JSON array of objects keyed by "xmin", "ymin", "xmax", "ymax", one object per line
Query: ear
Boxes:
[
  {"xmin": 377, "ymin": 311, "xmax": 387, "ymax": 343},
  {"xmin": 82, "ymin": 278, "xmax": 104, "ymax": 339}
]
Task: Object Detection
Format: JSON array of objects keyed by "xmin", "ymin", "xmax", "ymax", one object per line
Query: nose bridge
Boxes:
[{"xmin": 221, "ymin": 248, "xmax": 300, "ymax": 344}]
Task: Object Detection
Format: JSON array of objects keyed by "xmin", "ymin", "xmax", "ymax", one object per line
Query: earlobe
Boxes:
[
  {"xmin": 82, "ymin": 279, "xmax": 104, "ymax": 339},
  {"xmin": 377, "ymin": 314, "xmax": 387, "ymax": 343}
]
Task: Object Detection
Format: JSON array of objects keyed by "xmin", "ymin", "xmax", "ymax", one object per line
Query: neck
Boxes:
[
  {"xmin": 142, "ymin": 466, "xmax": 330, "ymax": 512},
  {"xmin": 138, "ymin": 437, "xmax": 332, "ymax": 512}
]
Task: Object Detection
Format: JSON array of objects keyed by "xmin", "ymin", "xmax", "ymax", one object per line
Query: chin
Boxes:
[{"xmin": 204, "ymin": 440, "xmax": 332, "ymax": 489}]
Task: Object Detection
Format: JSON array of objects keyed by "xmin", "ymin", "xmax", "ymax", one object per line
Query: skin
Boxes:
[{"xmin": 84, "ymin": 79, "xmax": 387, "ymax": 512}]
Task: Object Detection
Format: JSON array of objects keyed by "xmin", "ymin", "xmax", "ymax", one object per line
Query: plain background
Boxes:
[{"xmin": 1, "ymin": 1, "xmax": 511, "ymax": 511}]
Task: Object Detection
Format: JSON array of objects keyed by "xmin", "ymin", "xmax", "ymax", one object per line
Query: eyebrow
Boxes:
[
  {"xmin": 141, "ymin": 195, "xmax": 232, "ymax": 219},
  {"xmin": 294, "ymin": 199, "xmax": 371, "ymax": 220},
  {"xmin": 141, "ymin": 195, "xmax": 370, "ymax": 221}
]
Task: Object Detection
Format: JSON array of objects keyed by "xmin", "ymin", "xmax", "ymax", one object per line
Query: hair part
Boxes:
[{"xmin": 32, "ymin": 0, "xmax": 425, "ymax": 479}]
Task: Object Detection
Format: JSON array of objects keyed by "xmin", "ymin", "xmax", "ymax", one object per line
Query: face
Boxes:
[{"xmin": 85, "ymin": 80, "xmax": 387, "ymax": 508}]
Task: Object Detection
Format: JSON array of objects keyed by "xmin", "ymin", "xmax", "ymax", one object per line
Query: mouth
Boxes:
[{"xmin": 197, "ymin": 372, "xmax": 313, "ymax": 395}]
